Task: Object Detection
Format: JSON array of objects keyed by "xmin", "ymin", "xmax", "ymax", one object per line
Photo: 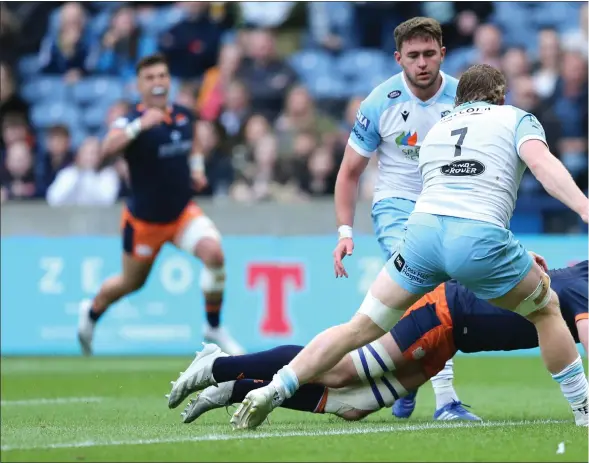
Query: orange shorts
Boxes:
[
  {"xmin": 390, "ymin": 284, "xmax": 457, "ymax": 379},
  {"xmin": 121, "ymin": 202, "xmax": 203, "ymax": 261}
]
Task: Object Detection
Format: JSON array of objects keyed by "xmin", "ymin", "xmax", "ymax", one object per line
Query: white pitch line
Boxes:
[
  {"xmin": 0, "ymin": 419, "xmax": 565, "ymax": 452},
  {"xmin": 0, "ymin": 397, "xmax": 104, "ymax": 406}
]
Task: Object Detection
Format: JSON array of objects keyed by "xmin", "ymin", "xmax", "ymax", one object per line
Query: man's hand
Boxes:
[
  {"xmin": 333, "ymin": 237, "xmax": 354, "ymax": 278},
  {"xmin": 529, "ymin": 251, "xmax": 548, "ymax": 273},
  {"xmin": 140, "ymin": 108, "xmax": 165, "ymax": 131},
  {"xmin": 192, "ymin": 172, "xmax": 208, "ymax": 192}
]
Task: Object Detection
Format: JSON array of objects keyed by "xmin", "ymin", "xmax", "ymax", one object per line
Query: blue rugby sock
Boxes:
[
  {"xmin": 213, "ymin": 345, "xmax": 303, "ymax": 382},
  {"xmin": 230, "ymin": 379, "xmax": 326, "ymax": 413}
]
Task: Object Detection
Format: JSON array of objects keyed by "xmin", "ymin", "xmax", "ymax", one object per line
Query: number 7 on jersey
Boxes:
[{"xmin": 451, "ymin": 127, "xmax": 468, "ymax": 157}]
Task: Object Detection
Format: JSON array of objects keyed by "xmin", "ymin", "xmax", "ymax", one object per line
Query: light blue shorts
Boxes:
[
  {"xmin": 371, "ymin": 198, "xmax": 416, "ymax": 260},
  {"xmin": 386, "ymin": 213, "xmax": 533, "ymax": 300}
]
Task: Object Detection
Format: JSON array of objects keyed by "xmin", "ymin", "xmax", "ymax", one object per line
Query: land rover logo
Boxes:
[
  {"xmin": 440, "ymin": 160, "xmax": 486, "ymax": 176},
  {"xmin": 387, "ymin": 90, "xmax": 401, "ymax": 99}
]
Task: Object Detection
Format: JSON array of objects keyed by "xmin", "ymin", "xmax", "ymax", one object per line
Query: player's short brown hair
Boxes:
[
  {"xmin": 394, "ymin": 17, "xmax": 443, "ymax": 51},
  {"xmin": 455, "ymin": 64, "xmax": 507, "ymax": 106},
  {"xmin": 135, "ymin": 53, "xmax": 169, "ymax": 75}
]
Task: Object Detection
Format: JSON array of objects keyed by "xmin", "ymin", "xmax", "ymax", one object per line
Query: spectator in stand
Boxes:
[
  {"xmin": 444, "ymin": 23, "xmax": 503, "ymax": 76},
  {"xmin": 298, "ymin": 145, "xmax": 336, "ymax": 197},
  {"xmin": 235, "ymin": 29, "xmax": 297, "ymax": 121},
  {"xmin": 561, "ymin": 3, "xmax": 588, "ymax": 59},
  {"xmin": 0, "ymin": 3, "xmax": 21, "ymax": 65},
  {"xmin": 217, "ymin": 80, "xmax": 251, "ymax": 146},
  {"xmin": 549, "ymin": 51, "xmax": 588, "ymax": 182},
  {"xmin": 175, "ymin": 82, "xmax": 199, "ymax": 110},
  {"xmin": 1, "ymin": 115, "xmax": 33, "ymax": 152},
  {"xmin": 195, "ymin": 120, "xmax": 234, "ymax": 197},
  {"xmin": 231, "ymin": 113, "xmax": 272, "ymax": 179},
  {"xmin": 159, "ymin": 2, "xmax": 222, "ymax": 82},
  {"xmin": 0, "ymin": 141, "xmax": 37, "ymax": 202},
  {"xmin": 46, "ymin": 137, "xmax": 119, "ymax": 206},
  {"xmin": 0, "ymin": 62, "xmax": 29, "ymax": 142},
  {"xmin": 532, "ymin": 28, "xmax": 561, "ymax": 99},
  {"xmin": 306, "ymin": 2, "xmax": 356, "ymax": 52},
  {"xmin": 91, "ymin": 6, "xmax": 157, "ymax": 82},
  {"xmin": 197, "ymin": 43, "xmax": 243, "ymax": 121},
  {"xmin": 501, "ymin": 46, "xmax": 531, "ymax": 87},
  {"xmin": 38, "ymin": 2, "xmax": 89, "ymax": 82},
  {"xmin": 239, "ymin": 2, "xmax": 296, "ymax": 29},
  {"xmin": 274, "ymin": 85, "xmax": 336, "ymax": 156},
  {"xmin": 37, "ymin": 125, "xmax": 74, "ymax": 196}
]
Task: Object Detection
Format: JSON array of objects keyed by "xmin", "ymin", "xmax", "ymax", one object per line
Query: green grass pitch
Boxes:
[{"xmin": 1, "ymin": 356, "xmax": 587, "ymax": 462}]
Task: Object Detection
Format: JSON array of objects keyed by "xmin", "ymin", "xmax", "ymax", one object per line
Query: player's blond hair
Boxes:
[
  {"xmin": 455, "ymin": 64, "xmax": 507, "ymax": 106},
  {"xmin": 394, "ymin": 17, "xmax": 443, "ymax": 51}
]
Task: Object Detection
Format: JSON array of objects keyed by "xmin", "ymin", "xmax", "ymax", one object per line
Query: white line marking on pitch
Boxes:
[
  {"xmin": 0, "ymin": 397, "xmax": 104, "ymax": 406},
  {"xmin": 0, "ymin": 419, "xmax": 565, "ymax": 452}
]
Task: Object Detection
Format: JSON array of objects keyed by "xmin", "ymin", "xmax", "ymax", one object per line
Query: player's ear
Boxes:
[
  {"xmin": 394, "ymin": 51, "xmax": 402, "ymax": 66},
  {"xmin": 440, "ymin": 46, "xmax": 446, "ymax": 61},
  {"xmin": 499, "ymin": 96, "xmax": 506, "ymax": 106}
]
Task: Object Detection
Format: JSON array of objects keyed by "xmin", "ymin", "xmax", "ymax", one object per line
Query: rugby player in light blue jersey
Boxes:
[{"xmin": 332, "ymin": 17, "xmax": 476, "ymax": 420}]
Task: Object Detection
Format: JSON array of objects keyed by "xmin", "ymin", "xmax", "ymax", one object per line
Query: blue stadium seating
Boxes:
[
  {"xmin": 71, "ymin": 77, "xmax": 124, "ymax": 106},
  {"xmin": 31, "ymin": 102, "xmax": 82, "ymax": 130},
  {"xmin": 21, "ymin": 76, "xmax": 69, "ymax": 103}
]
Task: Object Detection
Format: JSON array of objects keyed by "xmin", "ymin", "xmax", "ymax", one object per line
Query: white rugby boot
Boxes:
[
  {"xmin": 77, "ymin": 299, "xmax": 96, "ymax": 356},
  {"xmin": 181, "ymin": 381, "xmax": 235, "ymax": 424},
  {"xmin": 573, "ymin": 401, "xmax": 588, "ymax": 426},
  {"xmin": 230, "ymin": 383, "xmax": 282, "ymax": 430},
  {"xmin": 167, "ymin": 343, "xmax": 229, "ymax": 409},
  {"xmin": 203, "ymin": 325, "xmax": 245, "ymax": 356}
]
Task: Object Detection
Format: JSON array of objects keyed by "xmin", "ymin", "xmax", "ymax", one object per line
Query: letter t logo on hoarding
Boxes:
[{"xmin": 247, "ymin": 264, "xmax": 304, "ymax": 335}]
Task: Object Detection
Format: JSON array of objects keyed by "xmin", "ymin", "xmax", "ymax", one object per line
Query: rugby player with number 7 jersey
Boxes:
[{"xmin": 77, "ymin": 54, "xmax": 244, "ymax": 357}]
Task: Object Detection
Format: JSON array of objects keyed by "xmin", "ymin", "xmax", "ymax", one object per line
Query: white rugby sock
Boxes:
[
  {"xmin": 552, "ymin": 356, "xmax": 588, "ymax": 410},
  {"xmin": 431, "ymin": 359, "xmax": 459, "ymax": 409}
]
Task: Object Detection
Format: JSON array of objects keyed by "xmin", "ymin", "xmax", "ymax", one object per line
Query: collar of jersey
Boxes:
[
  {"xmin": 452, "ymin": 101, "xmax": 492, "ymax": 112},
  {"xmin": 401, "ymin": 71, "xmax": 447, "ymax": 107}
]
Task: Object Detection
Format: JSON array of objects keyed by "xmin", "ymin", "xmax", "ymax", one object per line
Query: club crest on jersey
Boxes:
[
  {"xmin": 440, "ymin": 110, "xmax": 451, "ymax": 118},
  {"xmin": 355, "ymin": 110, "xmax": 370, "ymax": 131},
  {"xmin": 388, "ymin": 90, "xmax": 401, "ymax": 99},
  {"xmin": 440, "ymin": 160, "xmax": 486, "ymax": 176}
]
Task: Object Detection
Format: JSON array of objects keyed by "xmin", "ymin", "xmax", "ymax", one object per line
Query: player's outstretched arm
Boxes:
[{"xmin": 519, "ymin": 140, "xmax": 589, "ymax": 222}]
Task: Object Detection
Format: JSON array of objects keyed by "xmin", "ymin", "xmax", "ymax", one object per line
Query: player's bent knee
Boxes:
[
  {"xmin": 356, "ymin": 290, "xmax": 403, "ymax": 332},
  {"xmin": 351, "ymin": 340, "xmax": 396, "ymax": 383},
  {"xmin": 199, "ymin": 265, "xmax": 226, "ymax": 293},
  {"xmin": 515, "ymin": 273, "xmax": 552, "ymax": 317},
  {"xmin": 178, "ymin": 215, "xmax": 222, "ymax": 256}
]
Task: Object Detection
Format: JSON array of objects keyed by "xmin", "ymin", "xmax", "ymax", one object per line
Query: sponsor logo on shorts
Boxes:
[
  {"xmin": 440, "ymin": 160, "xmax": 485, "ymax": 176},
  {"xmin": 355, "ymin": 110, "xmax": 370, "ymax": 131},
  {"xmin": 412, "ymin": 346, "xmax": 426, "ymax": 360},
  {"xmin": 394, "ymin": 253, "xmax": 405, "ymax": 272},
  {"xmin": 135, "ymin": 244, "xmax": 153, "ymax": 257},
  {"xmin": 388, "ymin": 90, "xmax": 401, "ymax": 99}
]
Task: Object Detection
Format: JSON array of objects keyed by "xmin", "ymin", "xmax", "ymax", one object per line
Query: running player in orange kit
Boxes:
[{"xmin": 78, "ymin": 54, "xmax": 244, "ymax": 356}]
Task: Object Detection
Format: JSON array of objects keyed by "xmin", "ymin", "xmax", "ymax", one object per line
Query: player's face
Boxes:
[
  {"xmin": 395, "ymin": 37, "xmax": 445, "ymax": 90},
  {"xmin": 137, "ymin": 63, "xmax": 171, "ymax": 107}
]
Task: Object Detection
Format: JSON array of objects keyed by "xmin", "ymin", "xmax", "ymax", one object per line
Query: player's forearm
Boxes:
[
  {"xmin": 102, "ymin": 121, "xmax": 142, "ymax": 160},
  {"xmin": 530, "ymin": 156, "xmax": 588, "ymax": 217},
  {"xmin": 334, "ymin": 170, "xmax": 360, "ymax": 228}
]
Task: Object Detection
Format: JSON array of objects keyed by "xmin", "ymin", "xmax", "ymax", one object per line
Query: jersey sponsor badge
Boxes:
[
  {"xmin": 355, "ymin": 109, "xmax": 370, "ymax": 130},
  {"xmin": 387, "ymin": 90, "xmax": 401, "ymax": 99},
  {"xmin": 440, "ymin": 110, "xmax": 451, "ymax": 118},
  {"xmin": 440, "ymin": 160, "xmax": 486, "ymax": 176},
  {"xmin": 394, "ymin": 253, "xmax": 405, "ymax": 272},
  {"xmin": 412, "ymin": 346, "xmax": 426, "ymax": 360}
]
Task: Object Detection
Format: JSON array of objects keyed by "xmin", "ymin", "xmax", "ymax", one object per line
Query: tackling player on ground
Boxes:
[
  {"xmin": 223, "ymin": 64, "xmax": 589, "ymax": 429},
  {"xmin": 175, "ymin": 261, "xmax": 588, "ymax": 424},
  {"xmin": 332, "ymin": 17, "xmax": 475, "ymax": 420},
  {"xmin": 77, "ymin": 54, "xmax": 244, "ymax": 356}
]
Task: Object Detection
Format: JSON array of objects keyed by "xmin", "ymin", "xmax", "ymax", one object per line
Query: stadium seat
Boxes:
[
  {"xmin": 82, "ymin": 102, "xmax": 110, "ymax": 133},
  {"xmin": 349, "ymin": 72, "xmax": 393, "ymax": 98},
  {"xmin": 31, "ymin": 102, "xmax": 82, "ymax": 130},
  {"xmin": 335, "ymin": 49, "xmax": 389, "ymax": 82},
  {"xmin": 288, "ymin": 50, "xmax": 336, "ymax": 82},
  {"xmin": 72, "ymin": 77, "xmax": 124, "ymax": 106},
  {"xmin": 21, "ymin": 77, "xmax": 69, "ymax": 103},
  {"xmin": 17, "ymin": 55, "xmax": 40, "ymax": 80},
  {"xmin": 305, "ymin": 75, "xmax": 348, "ymax": 100}
]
